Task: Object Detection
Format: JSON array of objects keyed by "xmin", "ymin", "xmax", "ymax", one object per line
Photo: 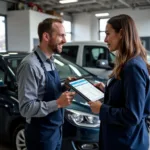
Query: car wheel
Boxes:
[{"xmin": 12, "ymin": 123, "xmax": 27, "ymax": 150}]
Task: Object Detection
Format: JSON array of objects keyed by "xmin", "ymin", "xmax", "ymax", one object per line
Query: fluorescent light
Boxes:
[
  {"xmin": 59, "ymin": 0, "xmax": 78, "ymax": 4},
  {"xmin": 95, "ymin": 13, "xmax": 109, "ymax": 17}
]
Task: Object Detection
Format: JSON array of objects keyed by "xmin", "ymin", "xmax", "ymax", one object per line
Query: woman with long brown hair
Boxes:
[{"xmin": 89, "ymin": 14, "xmax": 150, "ymax": 150}]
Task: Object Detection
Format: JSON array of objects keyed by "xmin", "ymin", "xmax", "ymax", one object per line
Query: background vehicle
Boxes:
[
  {"xmin": 0, "ymin": 52, "xmax": 103, "ymax": 150},
  {"xmin": 62, "ymin": 41, "xmax": 150, "ymax": 80},
  {"xmin": 62, "ymin": 41, "xmax": 115, "ymax": 80}
]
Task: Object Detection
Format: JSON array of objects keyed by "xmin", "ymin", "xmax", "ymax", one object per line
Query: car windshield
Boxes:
[{"xmin": 6, "ymin": 54, "xmax": 90, "ymax": 81}]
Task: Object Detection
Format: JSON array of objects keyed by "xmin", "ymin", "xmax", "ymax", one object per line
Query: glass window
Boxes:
[
  {"xmin": 83, "ymin": 46, "xmax": 108, "ymax": 67},
  {"xmin": 54, "ymin": 55, "xmax": 89, "ymax": 80},
  {"xmin": 0, "ymin": 16, "xmax": 6, "ymax": 52},
  {"xmin": 65, "ymin": 33, "xmax": 71, "ymax": 42},
  {"xmin": 61, "ymin": 46, "xmax": 78, "ymax": 63},
  {"xmin": 0, "ymin": 61, "xmax": 15, "ymax": 90},
  {"xmin": 7, "ymin": 58, "xmax": 23, "ymax": 73},
  {"xmin": 99, "ymin": 32, "xmax": 106, "ymax": 43},
  {"xmin": 99, "ymin": 18, "xmax": 109, "ymax": 42},
  {"xmin": 63, "ymin": 20, "xmax": 72, "ymax": 42}
]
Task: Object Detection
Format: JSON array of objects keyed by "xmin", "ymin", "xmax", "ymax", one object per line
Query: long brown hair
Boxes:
[{"xmin": 108, "ymin": 14, "xmax": 150, "ymax": 79}]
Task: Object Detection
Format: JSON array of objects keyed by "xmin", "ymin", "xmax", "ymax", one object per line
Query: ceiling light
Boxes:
[
  {"xmin": 95, "ymin": 13, "xmax": 109, "ymax": 17},
  {"xmin": 59, "ymin": 0, "xmax": 78, "ymax": 4}
]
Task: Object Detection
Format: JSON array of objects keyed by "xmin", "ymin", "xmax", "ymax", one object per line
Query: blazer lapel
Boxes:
[{"xmin": 106, "ymin": 77, "xmax": 116, "ymax": 88}]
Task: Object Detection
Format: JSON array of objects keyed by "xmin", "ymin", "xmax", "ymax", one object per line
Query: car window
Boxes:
[
  {"xmin": 92, "ymin": 48, "xmax": 105, "ymax": 60},
  {"xmin": 0, "ymin": 61, "xmax": 15, "ymax": 91},
  {"xmin": 61, "ymin": 46, "xmax": 78, "ymax": 63},
  {"xmin": 7, "ymin": 58, "xmax": 23, "ymax": 73},
  {"xmin": 83, "ymin": 46, "xmax": 108, "ymax": 67},
  {"xmin": 5, "ymin": 54, "xmax": 90, "ymax": 81},
  {"xmin": 108, "ymin": 52, "xmax": 115, "ymax": 63}
]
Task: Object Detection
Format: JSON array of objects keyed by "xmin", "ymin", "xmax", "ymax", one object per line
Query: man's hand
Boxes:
[
  {"xmin": 56, "ymin": 91, "xmax": 76, "ymax": 108},
  {"xmin": 94, "ymin": 82, "xmax": 105, "ymax": 92},
  {"xmin": 88, "ymin": 101, "xmax": 102, "ymax": 114},
  {"xmin": 64, "ymin": 76, "xmax": 77, "ymax": 90}
]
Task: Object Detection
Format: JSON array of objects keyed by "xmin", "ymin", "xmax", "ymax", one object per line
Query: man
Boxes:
[{"xmin": 17, "ymin": 18, "xmax": 75, "ymax": 150}]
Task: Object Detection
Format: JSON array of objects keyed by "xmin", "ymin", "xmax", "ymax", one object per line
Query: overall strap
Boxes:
[{"xmin": 34, "ymin": 51, "xmax": 47, "ymax": 72}]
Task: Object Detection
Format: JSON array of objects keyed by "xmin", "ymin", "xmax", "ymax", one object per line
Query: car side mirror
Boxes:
[{"xmin": 96, "ymin": 59, "xmax": 112, "ymax": 70}]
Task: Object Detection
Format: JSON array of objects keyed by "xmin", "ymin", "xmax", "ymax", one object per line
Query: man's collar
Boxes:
[{"xmin": 33, "ymin": 46, "xmax": 54, "ymax": 62}]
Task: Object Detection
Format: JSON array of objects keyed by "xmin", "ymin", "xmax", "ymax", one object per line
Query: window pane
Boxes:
[
  {"xmin": 66, "ymin": 33, "xmax": 71, "ymax": 42},
  {"xmin": 83, "ymin": 46, "xmax": 107, "ymax": 67},
  {"xmin": 0, "ymin": 16, "xmax": 6, "ymax": 52},
  {"xmin": 99, "ymin": 18, "xmax": 109, "ymax": 31},
  {"xmin": 63, "ymin": 20, "xmax": 71, "ymax": 32},
  {"xmin": 100, "ymin": 32, "xmax": 106, "ymax": 42},
  {"xmin": 61, "ymin": 46, "xmax": 78, "ymax": 63}
]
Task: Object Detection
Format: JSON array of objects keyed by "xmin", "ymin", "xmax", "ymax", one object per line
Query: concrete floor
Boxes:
[
  {"xmin": 0, "ymin": 144, "xmax": 11, "ymax": 150},
  {"xmin": 0, "ymin": 136, "xmax": 150, "ymax": 150}
]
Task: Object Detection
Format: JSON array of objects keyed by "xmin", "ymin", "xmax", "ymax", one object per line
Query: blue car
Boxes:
[{"xmin": 0, "ymin": 52, "xmax": 104, "ymax": 150}]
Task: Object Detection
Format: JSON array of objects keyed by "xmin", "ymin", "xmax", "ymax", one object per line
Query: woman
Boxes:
[{"xmin": 89, "ymin": 14, "xmax": 150, "ymax": 150}]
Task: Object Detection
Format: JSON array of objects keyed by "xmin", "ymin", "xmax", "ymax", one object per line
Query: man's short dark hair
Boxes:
[{"xmin": 38, "ymin": 18, "xmax": 62, "ymax": 42}]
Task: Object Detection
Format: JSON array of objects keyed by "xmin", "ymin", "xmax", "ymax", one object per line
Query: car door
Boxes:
[{"xmin": 82, "ymin": 45, "xmax": 115, "ymax": 80}]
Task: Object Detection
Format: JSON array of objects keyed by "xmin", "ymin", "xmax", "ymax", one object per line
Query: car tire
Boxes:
[{"xmin": 12, "ymin": 123, "xmax": 26, "ymax": 150}]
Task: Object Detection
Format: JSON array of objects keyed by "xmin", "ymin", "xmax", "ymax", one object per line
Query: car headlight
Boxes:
[{"xmin": 65, "ymin": 109, "xmax": 100, "ymax": 127}]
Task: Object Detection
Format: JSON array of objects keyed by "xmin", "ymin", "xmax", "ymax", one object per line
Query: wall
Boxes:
[
  {"xmin": 7, "ymin": 10, "xmax": 62, "ymax": 51},
  {"xmin": 72, "ymin": 13, "xmax": 91, "ymax": 41},
  {"xmin": 72, "ymin": 8, "xmax": 150, "ymax": 41},
  {"xmin": 7, "ymin": 10, "xmax": 30, "ymax": 51},
  {"xmin": 29, "ymin": 10, "xmax": 59, "ymax": 50},
  {"xmin": 29, "ymin": 11, "xmax": 72, "ymax": 50},
  {"xmin": 0, "ymin": 1, "xmax": 7, "ymax": 15}
]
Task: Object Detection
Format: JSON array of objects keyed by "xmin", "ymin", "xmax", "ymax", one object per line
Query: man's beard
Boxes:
[{"xmin": 48, "ymin": 42, "xmax": 59, "ymax": 54}]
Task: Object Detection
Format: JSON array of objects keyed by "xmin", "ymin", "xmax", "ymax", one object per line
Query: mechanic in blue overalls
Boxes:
[{"xmin": 17, "ymin": 18, "xmax": 76, "ymax": 150}]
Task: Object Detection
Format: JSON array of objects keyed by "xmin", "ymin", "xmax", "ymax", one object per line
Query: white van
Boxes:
[{"xmin": 62, "ymin": 41, "xmax": 115, "ymax": 80}]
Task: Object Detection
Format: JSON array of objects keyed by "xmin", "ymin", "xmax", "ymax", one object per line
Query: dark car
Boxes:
[{"xmin": 0, "ymin": 52, "xmax": 104, "ymax": 150}]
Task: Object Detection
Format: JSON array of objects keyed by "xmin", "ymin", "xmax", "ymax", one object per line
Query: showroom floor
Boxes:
[{"xmin": 0, "ymin": 136, "xmax": 150, "ymax": 150}]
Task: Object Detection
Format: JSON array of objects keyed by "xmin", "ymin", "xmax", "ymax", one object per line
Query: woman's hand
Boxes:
[
  {"xmin": 64, "ymin": 77, "xmax": 77, "ymax": 90},
  {"xmin": 94, "ymin": 82, "xmax": 105, "ymax": 92},
  {"xmin": 88, "ymin": 101, "xmax": 102, "ymax": 114}
]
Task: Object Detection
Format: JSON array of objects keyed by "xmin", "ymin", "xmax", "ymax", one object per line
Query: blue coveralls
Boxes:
[{"xmin": 25, "ymin": 51, "xmax": 63, "ymax": 150}]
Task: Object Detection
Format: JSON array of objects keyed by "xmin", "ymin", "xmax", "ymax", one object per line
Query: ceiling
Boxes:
[{"xmin": 3, "ymin": 0, "xmax": 150, "ymax": 15}]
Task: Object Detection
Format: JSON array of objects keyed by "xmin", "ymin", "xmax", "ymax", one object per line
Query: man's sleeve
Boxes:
[
  {"xmin": 100, "ymin": 62, "xmax": 147, "ymax": 127},
  {"xmin": 17, "ymin": 62, "xmax": 58, "ymax": 118}
]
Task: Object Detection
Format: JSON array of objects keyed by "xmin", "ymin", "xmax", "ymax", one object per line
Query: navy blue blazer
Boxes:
[{"xmin": 99, "ymin": 56, "xmax": 150, "ymax": 150}]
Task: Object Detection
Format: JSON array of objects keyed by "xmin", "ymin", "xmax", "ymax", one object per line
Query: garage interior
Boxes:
[{"xmin": 0, "ymin": 0, "xmax": 150, "ymax": 150}]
